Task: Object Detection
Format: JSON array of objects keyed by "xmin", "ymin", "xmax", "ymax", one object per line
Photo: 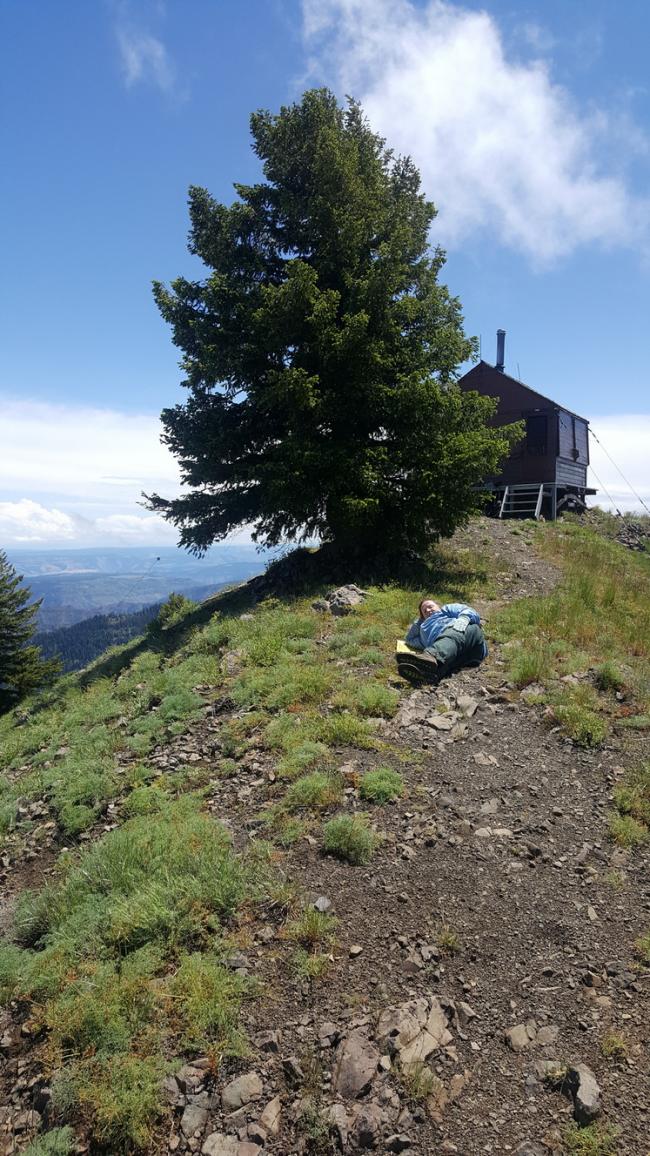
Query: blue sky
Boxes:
[{"xmin": 1, "ymin": 0, "xmax": 649, "ymax": 546}]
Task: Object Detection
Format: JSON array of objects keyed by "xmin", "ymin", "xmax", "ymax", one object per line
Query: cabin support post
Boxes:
[{"xmin": 551, "ymin": 485, "xmax": 557, "ymax": 522}]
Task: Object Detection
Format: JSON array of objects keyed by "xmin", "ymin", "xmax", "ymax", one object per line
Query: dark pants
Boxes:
[{"xmin": 425, "ymin": 623, "xmax": 486, "ymax": 679}]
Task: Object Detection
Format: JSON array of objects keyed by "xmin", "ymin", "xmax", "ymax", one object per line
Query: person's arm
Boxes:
[
  {"xmin": 405, "ymin": 619, "xmax": 424, "ymax": 649},
  {"xmin": 441, "ymin": 603, "xmax": 481, "ymax": 625}
]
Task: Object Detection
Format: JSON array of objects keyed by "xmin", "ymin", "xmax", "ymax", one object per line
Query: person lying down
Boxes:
[{"xmin": 395, "ymin": 598, "xmax": 488, "ymax": 684}]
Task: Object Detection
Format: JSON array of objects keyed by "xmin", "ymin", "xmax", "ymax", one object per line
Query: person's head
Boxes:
[{"xmin": 418, "ymin": 598, "xmax": 440, "ymax": 619}]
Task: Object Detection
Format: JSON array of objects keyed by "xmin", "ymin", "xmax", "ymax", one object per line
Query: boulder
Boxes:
[
  {"xmin": 333, "ymin": 1031, "xmax": 380, "ymax": 1098},
  {"xmin": 258, "ymin": 1096, "xmax": 282, "ymax": 1136},
  {"xmin": 325, "ymin": 585, "xmax": 368, "ymax": 616},
  {"xmin": 376, "ymin": 997, "xmax": 452, "ymax": 1071},
  {"xmin": 567, "ymin": 1063, "xmax": 601, "ymax": 1125},
  {"xmin": 221, "ymin": 1071, "xmax": 263, "ymax": 1112}
]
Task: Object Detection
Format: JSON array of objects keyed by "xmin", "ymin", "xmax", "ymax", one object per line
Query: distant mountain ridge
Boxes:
[
  {"xmin": 35, "ymin": 604, "xmax": 163, "ymax": 672},
  {"xmin": 6, "ymin": 544, "xmax": 269, "ymax": 632}
]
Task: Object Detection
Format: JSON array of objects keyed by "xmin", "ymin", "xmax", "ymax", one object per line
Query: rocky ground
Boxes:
[{"xmin": 1, "ymin": 520, "xmax": 649, "ymax": 1155}]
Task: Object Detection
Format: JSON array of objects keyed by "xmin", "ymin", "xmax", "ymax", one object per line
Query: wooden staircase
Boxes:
[{"xmin": 498, "ymin": 483, "xmax": 546, "ymax": 520}]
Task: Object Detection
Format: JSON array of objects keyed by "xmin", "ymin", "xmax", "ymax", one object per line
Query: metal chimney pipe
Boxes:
[{"xmin": 496, "ymin": 329, "xmax": 506, "ymax": 372}]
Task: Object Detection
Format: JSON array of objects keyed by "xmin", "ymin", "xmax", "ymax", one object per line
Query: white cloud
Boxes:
[
  {"xmin": 302, "ymin": 0, "xmax": 650, "ymax": 262},
  {"xmin": 0, "ymin": 398, "xmax": 179, "ymax": 498},
  {"xmin": 0, "ymin": 397, "xmax": 181, "ymax": 546},
  {"xmin": 114, "ymin": 1, "xmax": 180, "ymax": 97},
  {"xmin": 588, "ymin": 414, "xmax": 650, "ymax": 515},
  {"xmin": 0, "ymin": 500, "xmax": 78, "ymax": 543}
]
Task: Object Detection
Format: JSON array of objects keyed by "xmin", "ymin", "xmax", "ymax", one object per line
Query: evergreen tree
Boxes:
[
  {"xmin": 147, "ymin": 88, "xmax": 520, "ymax": 555},
  {"xmin": 0, "ymin": 551, "xmax": 60, "ymax": 712}
]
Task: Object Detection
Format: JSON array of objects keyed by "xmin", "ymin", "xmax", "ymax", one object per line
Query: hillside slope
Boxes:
[{"xmin": 0, "ymin": 518, "xmax": 648, "ymax": 1156}]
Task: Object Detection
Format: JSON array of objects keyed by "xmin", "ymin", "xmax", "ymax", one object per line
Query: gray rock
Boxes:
[
  {"xmin": 505, "ymin": 1024, "xmax": 535, "ymax": 1053},
  {"xmin": 256, "ymin": 1029, "xmax": 282, "ymax": 1053},
  {"xmin": 376, "ymin": 997, "xmax": 452, "ymax": 1071},
  {"xmin": 181, "ymin": 1103, "xmax": 209, "ymax": 1139},
  {"xmin": 313, "ymin": 895, "xmax": 332, "ymax": 912},
  {"xmin": 202, "ymin": 1136, "xmax": 239, "ymax": 1156},
  {"xmin": 456, "ymin": 695, "xmax": 479, "ymax": 717},
  {"xmin": 333, "ymin": 1031, "xmax": 381, "ymax": 1098},
  {"xmin": 426, "ymin": 715, "xmax": 454, "ymax": 731},
  {"xmin": 536, "ymin": 1025, "xmax": 559, "ymax": 1047},
  {"xmin": 222, "ymin": 1071, "xmax": 263, "ymax": 1112},
  {"xmin": 326, "ymin": 584, "xmax": 368, "ymax": 616},
  {"xmin": 175, "ymin": 1064, "xmax": 206, "ymax": 1093},
  {"xmin": 323, "ymin": 1102, "xmax": 350, "ymax": 1147},
  {"xmin": 352, "ymin": 1100, "xmax": 387, "ymax": 1148},
  {"xmin": 258, "ymin": 1095, "xmax": 282, "ymax": 1136},
  {"xmin": 318, "ymin": 1021, "xmax": 340, "ymax": 1047},
  {"xmin": 386, "ymin": 1135, "xmax": 413, "ymax": 1153},
  {"xmin": 568, "ymin": 1062, "xmax": 601, "ymax": 1125}
]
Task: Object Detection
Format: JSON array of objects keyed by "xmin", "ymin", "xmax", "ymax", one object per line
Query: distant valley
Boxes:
[{"xmin": 8, "ymin": 543, "xmax": 269, "ymax": 633}]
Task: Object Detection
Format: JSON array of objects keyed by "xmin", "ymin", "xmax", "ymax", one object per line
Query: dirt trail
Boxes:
[{"xmin": 1, "ymin": 519, "xmax": 648, "ymax": 1156}]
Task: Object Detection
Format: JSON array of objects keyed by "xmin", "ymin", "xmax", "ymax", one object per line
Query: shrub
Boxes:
[
  {"xmin": 23, "ymin": 1129, "xmax": 75, "ymax": 1156},
  {"xmin": 359, "ymin": 767, "xmax": 404, "ymax": 803},
  {"xmin": 147, "ymin": 592, "xmax": 198, "ymax": 637},
  {"xmin": 322, "ymin": 813, "xmax": 378, "ymax": 865}
]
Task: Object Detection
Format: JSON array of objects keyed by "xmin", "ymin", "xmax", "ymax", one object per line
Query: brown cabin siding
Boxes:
[{"xmin": 458, "ymin": 361, "xmax": 589, "ymax": 489}]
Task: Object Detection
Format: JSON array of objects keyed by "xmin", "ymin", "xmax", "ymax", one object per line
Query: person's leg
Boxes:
[
  {"xmin": 426, "ymin": 623, "xmax": 486, "ymax": 677},
  {"xmin": 459, "ymin": 624, "xmax": 487, "ymax": 667}
]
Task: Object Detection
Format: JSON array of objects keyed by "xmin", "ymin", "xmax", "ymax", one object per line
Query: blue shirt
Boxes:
[{"xmin": 405, "ymin": 603, "xmax": 487, "ymax": 655}]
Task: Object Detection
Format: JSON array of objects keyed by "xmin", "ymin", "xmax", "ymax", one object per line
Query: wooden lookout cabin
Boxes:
[{"xmin": 458, "ymin": 330, "xmax": 595, "ymax": 520}]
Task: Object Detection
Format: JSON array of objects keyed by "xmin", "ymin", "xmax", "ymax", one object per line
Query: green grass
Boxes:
[
  {"xmin": 0, "ymin": 798, "xmax": 263, "ymax": 1149},
  {"xmin": 276, "ymin": 741, "xmax": 335, "ymax": 780},
  {"xmin": 285, "ymin": 907, "xmax": 337, "ymax": 951},
  {"xmin": 635, "ymin": 930, "xmax": 650, "ymax": 965},
  {"xmin": 170, "ymin": 951, "xmax": 250, "ymax": 1052},
  {"xmin": 608, "ymin": 813, "xmax": 648, "ymax": 848},
  {"xmin": 437, "ymin": 924, "xmax": 461, "ymax": 954},
  {"xmin": 359, "ymin": 766, "xmax": 404, "ymax": 803},
  {"xmin": 612, "ymin": 763, "xmax": 650, "ymax": 826},
  {"xmin": 563, "ymin": 1122, "xmax": 620, "ymax": 1155},
  {"xmin": 493, "ymin": 522, "xmax": 650, "ymax": 743},
  {"xmin": 23, "ymin": 1129, "xmax": 75, "ymax": 1156},
  {"xmin": 322, "ymin": 813, "xmax": 379, "ymax": 865},
  {"xmin": 600, "ymin": 1032, "xmax": 627, "ymax": 1060},
  {"xmin": 284, "ymin": 772, "xmax": 343, "ymax": 811},
  {"xmin": 399, "ymin": 1060, "xmax": 436, "ymax": 1101}
]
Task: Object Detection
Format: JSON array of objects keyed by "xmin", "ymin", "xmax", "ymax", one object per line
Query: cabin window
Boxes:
[{"xmin": 526, "ymin": 414, "xmax": 547, "ymax": 455}]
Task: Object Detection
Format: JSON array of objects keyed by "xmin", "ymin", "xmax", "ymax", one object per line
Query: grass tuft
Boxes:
[
  {"xmin": 608, "ymin": 813, "xmax": 648, "ymax": 849},
  {"xmin": 563, "ymin": 1122, "xmax": 619, "ymax": 1155},
  {"xmin": 322, "ymin": 813, "xmax": 379, "ymax": 865},
  {"xmin": 635, "ymin": 930, "xmax": 650, "ymax": 965},
  {"xmin": 284, "ymin": 772, "xmax": 343, "ymax": 812},
  {"xmin": 359, "ymin": 767, "xmax": 404, "ymax": 803},
  {"xmin": 23, "ymin": 1129, "xmax": 75, "ymax": 1156}
]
